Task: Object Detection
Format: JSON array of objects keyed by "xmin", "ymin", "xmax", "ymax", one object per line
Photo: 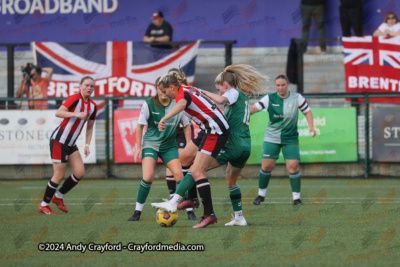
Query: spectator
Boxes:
[
  {"xmin": 143, "ymin": 11, "xmax": 173, "ymax": 49},
  {"xmin": 373, "ymin": 12, "xmax": 400, "ymax": 36},
  {"xmin": 340, "ymin": 0, "xmax": 363, "ymax": 37},
  {"xmin": 300, "ymin": 0, "xmax": 326, "ymax": 54},
  {"xmin": 16, "ymin": 64, "xmax": 53, "ymax": 109}
]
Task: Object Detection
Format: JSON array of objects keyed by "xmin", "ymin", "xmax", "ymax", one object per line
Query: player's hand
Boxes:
[
  {"xmin": 76, "ymin": 112, "xmax": 87, "ymax": 121},
  {"xmin": 84, "ymin": 145, "xmax": 90, "ymax": 157},
  {"xmin": 310, "ymin": 128, "xmax": 316, "ymax": 137},
  {"xmin": 134, "ymin": 148, "xmax": 142, "ymax": 163},
  {"xmin": 158, "ymin": 118, "xmax": 166, "ymax": 132}
]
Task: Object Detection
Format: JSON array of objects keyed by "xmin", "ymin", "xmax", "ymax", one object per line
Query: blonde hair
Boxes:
[
  {"xmin": 214, "ymin": 64, "xmax": 268, "ymax": 95},
  {"xmin": 158, "ymin": 67, "xmax": 188, "ymax": 88}
]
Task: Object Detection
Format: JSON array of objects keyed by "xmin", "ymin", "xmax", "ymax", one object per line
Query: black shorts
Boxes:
[
  {"xmin": 50, "ymin": 139, "xmax": 78, "ymax": 163},
  {"xmin": 192, "ymin": 130, "xmax": 229, "ymax": 158},
  {"xmin": 176, "ymin": 124, "xmax": 195, "ymax": 148}
]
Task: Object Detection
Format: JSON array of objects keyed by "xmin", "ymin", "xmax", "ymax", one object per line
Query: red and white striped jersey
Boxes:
[
  {"xmin": 175, "ymin": 86, "xmax": 229, "ymax": 135},
  {"xmin": 51, "ymin": 93, "xmax": 97, "ymax": 146}
]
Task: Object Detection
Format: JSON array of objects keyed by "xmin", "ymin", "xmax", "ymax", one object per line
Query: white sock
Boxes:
[
  {"xmin": 41, "ymin": 201, "xmax": 49, "ymax": 207},
  {"xmin": 135, "ymin": 202, "xmax": 144, "ymax": 211},
  {"xmin": 169, "ymin": 194, "xmax": 182, "ymax": 205},
  {"xmin": 235, "ymin": 211, "xmax": 243, "ymax": 220},
  {"xmin": 55, "ymin": 191, "xmax": 64, "ymax": 199},
  {"xmin": 186, "ymin": 208, "xmax": 193, "ymax": 211},
  {"xmin": 293, "ymin": 192, "xmax": 300, "ymax": 200},
  {"xmin": 258, "ymin": 188, "xmax": 267, "ymax": 197}
]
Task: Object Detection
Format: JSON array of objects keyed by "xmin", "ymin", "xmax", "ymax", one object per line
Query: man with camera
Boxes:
[{"xmin": 16, "ymin": 63, "xmax": 53, "ymax": 109}]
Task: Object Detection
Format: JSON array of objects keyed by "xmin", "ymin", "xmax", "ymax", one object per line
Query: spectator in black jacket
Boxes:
[
  {"xmin": 143, "ymin": 11, "xmax": 173, "ymax": 49},
  {"xmin": 340, "ymin": 0, "xmax": 363, "ymax": 36},
  {"xmin": 300, "ymin": 0, "xmax": 326, "ymax": 54}
]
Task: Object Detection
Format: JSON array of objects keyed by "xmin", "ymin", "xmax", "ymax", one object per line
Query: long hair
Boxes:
[
  {"xmin": 158, "ymin": 67, "xmax": 188, "ymax": 88},
  {"xmin": 214, "ymin": 64, "xmax": 269, "ymax": 96},
  {"xmin": 152, "ymin": 77, "xmax": 162, "ymax": 107},
  {"xmin": 384, "ymin": 12, "xmax": 399, "ymax": 23}
]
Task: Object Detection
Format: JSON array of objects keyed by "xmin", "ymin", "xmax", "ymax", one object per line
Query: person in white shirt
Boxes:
[{"xmin": 373, "ymin": 12, "xmax": 400, "ymax": 36}]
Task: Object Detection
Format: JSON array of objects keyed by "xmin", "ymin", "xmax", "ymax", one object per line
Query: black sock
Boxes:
[
  {"xmin": 166, "ymin": 176, "xmax": 176, "ymax": 195},
  {"xmin": 196, "ymin": 178, "xmax": 214, "ymax": 216},
  {"xmin": 188, "ymin": 184, "xmax": 198, "ymax": 201},
  {"xmin": 43, "ymin": 181, "xmax": 59, "ymax": 203},
  {"xmin": 182, "ymin": 165, "xmax": 191, "ymax": 177},
  {"xmin": 59, "ymin": 174, "xmax": 81, "ymax": 195}
]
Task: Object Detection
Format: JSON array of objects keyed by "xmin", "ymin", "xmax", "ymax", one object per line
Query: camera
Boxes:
[{"xmin": 21, "ymin": 63, "xmax": 35, "ymax": 77}]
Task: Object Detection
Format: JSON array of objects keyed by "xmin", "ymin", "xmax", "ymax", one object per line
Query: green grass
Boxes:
[{"xmin": 0, "ymin": 178, "xmax": 399, "ymax": 266}]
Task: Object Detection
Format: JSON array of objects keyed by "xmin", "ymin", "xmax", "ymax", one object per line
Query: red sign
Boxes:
[{"xmin": 343, "ymin": 36, "xmax": 400, "ymax": 103}]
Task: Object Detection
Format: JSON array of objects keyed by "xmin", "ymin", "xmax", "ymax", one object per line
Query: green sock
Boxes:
[
  {"xmin": 229, "ymin": 185, "xmax": 242, "ymax": 212},
  {"xmin": 176, "ymin": 181, "xmax": 188, "ymax": 200},
  {"xmin": 289, "ymin": 172, "xmax": 301, "ymax": 193},
  {"xmin": 259, "ymin": 169, "xmax": 271, "ymax": 189},
  {"xmin": 136, "ymin": 179, "xmax": 152, "ymax": 204},
  {"xmin": 175, "ymin": 172, "xmax": 195, "ymax": 197}
]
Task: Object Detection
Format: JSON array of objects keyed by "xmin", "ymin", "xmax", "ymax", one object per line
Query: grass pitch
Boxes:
[{"xmin": 0, "ymin": 177, "xmax": 399, "ymax": 266}]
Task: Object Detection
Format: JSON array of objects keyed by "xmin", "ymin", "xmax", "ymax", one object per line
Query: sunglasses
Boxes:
[{"xmin": 387, "ymin": 16, "xmax": 396, "ymax": 19}]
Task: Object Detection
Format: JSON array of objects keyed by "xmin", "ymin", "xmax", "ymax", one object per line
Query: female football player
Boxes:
[
  {"xmin": 151, "ymin": 71, "xmax": 230, "ymax": 228},
  {"xmin": 127, "ymin": 77, "xmax": 191, "ymax": 221},
  {"xmin": 251, "ymin": 74, "xmax": 316, "ymax": 206},
  {"xmin": 165, "ymin": 68, "xmax": 198, "ymax": 221},
  {"xmin": 38, "ymin": 76, "xmax": 97, "ymax": 214}
]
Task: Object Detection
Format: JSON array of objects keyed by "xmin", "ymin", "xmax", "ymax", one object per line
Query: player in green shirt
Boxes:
[
  {"xmin": 170, "ymin": 64, "xmax": 268, "ymax": 226},
  {"xmin": 128, "ymin": 77, "xmax": 191, "ymax": 221},
  {"xmin": 250, "ymin": 75, "xmax": 316, "ymax": 206}
]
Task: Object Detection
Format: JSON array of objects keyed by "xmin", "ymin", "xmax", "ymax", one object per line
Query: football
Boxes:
[{"xmin": 156, "ymin": 209, "xmax": 179, "ymax": 227}]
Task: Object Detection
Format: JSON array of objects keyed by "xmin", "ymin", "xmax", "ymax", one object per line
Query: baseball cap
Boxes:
[{"xmin": 152, "ymin": 11, "xmax": 164, "ymax": 18}]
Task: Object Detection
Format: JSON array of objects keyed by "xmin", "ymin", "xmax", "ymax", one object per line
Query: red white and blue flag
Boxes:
[
  {"xmin": 343, "ymin": 36, "xmax": 400, "ymax": 102},
  {"xmin": 33, "ymin": 41, "xmax": 200, "ymax": 116}
]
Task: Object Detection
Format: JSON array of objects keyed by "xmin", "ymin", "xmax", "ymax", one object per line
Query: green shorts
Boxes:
[
  {"xmin": 262, "ymin": 141, "xmax": 300, "ymax": 160},
  {"xmin": 216, "ymin": 147, "xmax": 251, "ymax": 169},
  {"xmin": 142, "ymin": 145, "xmax": 179, "ymax": 164}
]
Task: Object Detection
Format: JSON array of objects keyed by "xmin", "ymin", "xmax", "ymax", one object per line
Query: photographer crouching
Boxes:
[{"xmin": 16, "ymin": 63, "xmax": 53, "ymax": 109}]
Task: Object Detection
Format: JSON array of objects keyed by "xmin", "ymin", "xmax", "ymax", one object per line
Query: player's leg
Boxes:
[
  {"xmin": 128, "ymin": 149, "xmax": 157, "ymax": 221},
  {"xmin": 39, "ymin": 139, "xmax": 68, "ymax": 214},
  {"xmin": 282, "ymin": 143, "xmax": 302, "ymax": 205},
  {"xmin": 224, "ymin": 162, "xmax": 248, "ymax": 226},
  {"xmin": 253, "ymin": 142, "xmax": 280, "ymax": 205},
  {"xmin": 165, "ymin": 167, "xmax": 175, "ymax": 198},
  {"xmin": 52, "ymin": 148, "xmax": 84, "ymax": 213}
]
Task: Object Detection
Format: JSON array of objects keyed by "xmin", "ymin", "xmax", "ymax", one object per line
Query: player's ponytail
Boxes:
[{"xmin": 215, "ymin": 64, "xmax": 269, "ymax": 96}]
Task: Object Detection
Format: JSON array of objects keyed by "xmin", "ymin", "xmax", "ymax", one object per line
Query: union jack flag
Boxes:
[
  {"xmin": 343, "ymin": 36, "xmax": 400, "ymax": 103},
  {"xmin": 33, "ymin": 41, "xmax": 201, "ymax": 116}
]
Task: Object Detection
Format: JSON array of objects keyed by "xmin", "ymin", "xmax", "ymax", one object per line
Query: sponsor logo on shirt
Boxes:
[
  {"xmin": 272, "ymin": 104, "xmax": 279, "ymax": 106},
  {"xmin": 263, "ymin": 154, "xmax": 270, "ymax": 157},
  {"xmin": 152, "ymin": 112, "xmax": 160, "ymax": 114},
  {"xmin": 145, "ymin": 153, "xmax": 154, "ymax": 155}
]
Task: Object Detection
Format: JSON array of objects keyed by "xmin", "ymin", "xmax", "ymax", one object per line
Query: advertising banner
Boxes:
[
  {"xmin": 371, "ymin": 107, "xmax": 400, "ymax": 162},
  {"xmin": 0, "ymin": 110, "xmax": 96, "ymax": 164},
  {"xmin": 247, "ymin": 107, "xmax": 358, "ymax": 164},
  {"xmin": 343, "ymin": 36, "xmax": 400, "ymax": 103}
]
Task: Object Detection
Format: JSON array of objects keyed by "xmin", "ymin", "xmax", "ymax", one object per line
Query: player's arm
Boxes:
[
  {"xmin": 84, "ymin": 119, "xmax": 95, "ymax": 157},
  {"xmin": 158, "ymin": 99, "xmax": 186, "ymax": 132},
  {"xmin": 181, "ymin": 114, "xmax": 191, "ymax": 144},
  {"xmin": 55, "ymin": 105, "xmax": 87, "ymax": 120},
  {"xmin": 298, "ymin": 94, "xmax": 316, "ymax": 137},
  {"xmin": 202, "ymin": 90, "xmax": 229, "ymax": 104},
  {"xmin": 304, "ymin": 110, "xmax": 316, "ymax": 137},
  {"xmin": 135, "ymin": 124, "xmax": 145, "ymax": 163},
  {"xmin": 250, "ymin": 95, "xmax": 269, "ymax": 115}
]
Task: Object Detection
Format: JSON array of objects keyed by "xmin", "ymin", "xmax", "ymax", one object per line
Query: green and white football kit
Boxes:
[
  {"xmin": 254, "ymin": 91, "xmax": 310, "ymax": 204},
  {"xmin": 138, "ymin": 98, "xmax": 190, "ymax": 164}
]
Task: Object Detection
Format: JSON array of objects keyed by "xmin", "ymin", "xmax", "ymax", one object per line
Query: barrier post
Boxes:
[
  {"xmin": 104, "ymin": 98, "xmax": 110, "ymax": 178},
  {"xmin": 364, "ymin": 96, "xmax": 370, "ymax": 178}
]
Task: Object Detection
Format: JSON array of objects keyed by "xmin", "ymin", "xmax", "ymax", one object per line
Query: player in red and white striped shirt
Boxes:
[
  {"xmin": 151, "ymin": 72, "xmax": 230, "ymax": 228},
  {"xmin": 38, "ymin": 76, "xmax": 97, "ymax": 215}
]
